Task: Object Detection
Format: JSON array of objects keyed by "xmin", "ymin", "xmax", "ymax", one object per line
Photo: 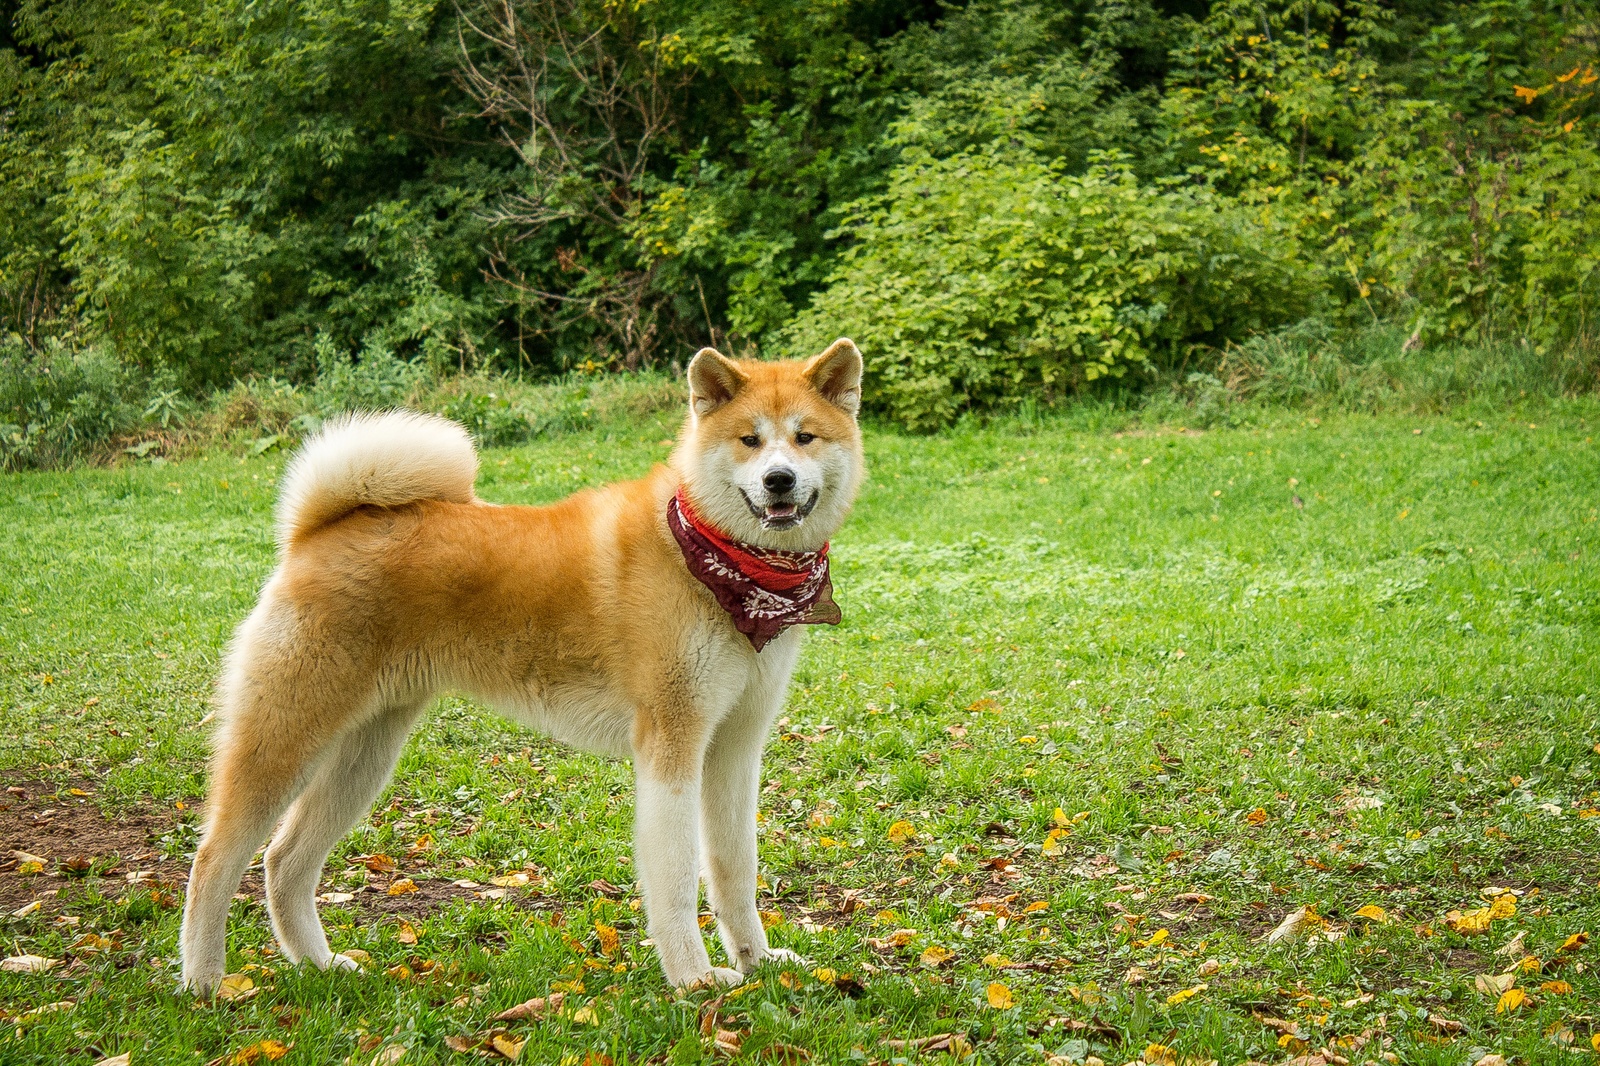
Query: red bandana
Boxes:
[{"xmin": 668, "ymin": 490, "xmax": 841, "ymax": 651}]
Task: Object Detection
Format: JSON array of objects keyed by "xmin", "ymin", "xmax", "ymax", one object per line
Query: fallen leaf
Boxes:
[
  {"xmin": 714, "ymin": 1029, "xmax": 743, "ymax": 1055},
  {"xmin": 362, "ymin": 854, "xmax": 397, "ymax": 874},
  {"xmin": 884, "ymin": 1034, "xmax": 971, "ymax": 1055},
  {"xmin": 1246, "ymin": 808, "xmax": 1269, "ymax": 826},
  {"xmin": 919, "ymin": 945, "xmax": 954, "ymax": 969},
  {"xmin": 1446, "ymin": 908, "xmax": 1493, "ymax": 935},
  {"xmin": 2, "ymin": 954, "xmax": 60, "ymax": 974},
  {"xmin": 1538, "ymin": 979, "xmax": 1572, "ymax": 994},
  {"xmin": 1172, "ymin": 893, "xmax": 1213, "ymax": 904},
  {"xmin": 1166, "ymin": 983, "xmax": 1207, "ymax": 1006},
  {"xmin": 1475, "ymin": 973, "xmax": 1515, "ymax": 996},
  {"xmin": 1495, "ymin": 988, "xmax": 1527, "ymax": 1013},
  {"xmin": 1134, "ymin": 928, "xmax": 1169, "ymax": 949},
  {"xmin": 489, "ymin": 1034, "xmax": 525, "ymax": 1061},
  {"xmin": 1494, "ymin": 931, "xmax": 1527, "ymax": 957},
  {"xmin": 370, "ymin": 1049, "xmax": 406, "ymax": 1065},
  {"xmin": 396, "ymin": 921, "xmax": 419, "ymax": 945},
  {"xmin": 95, "ymin": 1055, "xmax": 132, "ymax": 1066},
  {"xmin": 387, "ymin": 878, "xmax": 419, "ymax": 896},
  {"xmin": 10, "ymin": 900, "xmax": 42, "ymax": 918},
  {"xmin": 1559, "ymin": 932, "xmax": 1589, "ymax": 952},
  {"xmin": 763, "ymin": 1045, "xmax": 810, "ymax": 1064},
  {"xmin": 491, "ymin": 992, "xmax": 564, "ymax": 1022},
  {"xmin": 1023, "ymin": 900, "xmax": 1050, "ymax": 914},
  {"xmin": 1428, "ymin": 1014, "xmax": 1466, "ymax": 1035},
  {"xmin": 595, "ymin": 922, "xmax": 620, "ymax": 956},
  {"xmin": 489, "ymin": 872, "xmax": 529, "ymax": 888},
  {"xmin": 1474, "ymin": 1055, "xmax": 1507, "ymax": 1066},
  {"xmin": 1354, "ymin": 905, "xmax": 1388, "ymax": 923},
  {"xmin": 1266, "ymin": 906, "xmax": 1323, "ymax": 945},
  {"xmin": 1487, "ymin": 894, "xmax": 1516, "ymax": 920},
  {"xmin": 228, "ymin": 1040, "xmax": 291, "ymax": 1065},
  {"xmin": 1042, "ymin": 827, "xmax": 1069, "ymax": 857},
  {"xmin": 1144, "ymin": 1044, "xmax": 1177, "ymax": 1065},
  {"xmin": 886, "ymin": 821, "xmax": 917, "ymax": 844},
  {"xmin": 215, "ymin": 973, "xmax": 258, "ymax": 1002},
  {"xmin": 986, "ymin": 981, "xmax": 1015, "ymax": 1009}
]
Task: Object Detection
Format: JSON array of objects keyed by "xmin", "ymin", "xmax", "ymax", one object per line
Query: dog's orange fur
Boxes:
[{"xmin": 180, "ymin": 341, "xmax": 865, "ymax": 994}]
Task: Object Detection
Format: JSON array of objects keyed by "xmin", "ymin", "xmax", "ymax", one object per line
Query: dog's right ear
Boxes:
[{"xmin": 687, "ymin": 348, "xmax": 746, "ymax": 417}]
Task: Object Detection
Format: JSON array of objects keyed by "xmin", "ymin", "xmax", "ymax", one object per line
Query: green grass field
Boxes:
[{"xmin": 2, "ymin": 402, "xmax": 1598, "ymax": 1066}]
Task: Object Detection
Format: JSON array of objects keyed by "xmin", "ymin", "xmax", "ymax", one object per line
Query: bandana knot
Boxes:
[{"xmin": 668, "ymin": 489, "xmax": 841, "ymax": 651}]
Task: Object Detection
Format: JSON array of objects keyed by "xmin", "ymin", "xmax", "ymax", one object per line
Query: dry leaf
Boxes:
[
  {"xmin": 228, "ymin": 1040, "xmax": 291, "ymax": 1065},
  {"xmin": 1474, "ymin": 1055, "xmax": 1507, "ymax": 1066},
  {"xmin": 1474, "ymin": 972, "xmax": 1515, "ymax": 996},
  {"xmin": 1487, "ymin": 894, "xmax": 1516, "ymax": 920},
  {"xmin": 1023, "ymin": 900, "xmax": 1049, "ymax": 914},
  {"xmin": 986, "ymin": 982, "xmax": 1015, "ymax": 1009},
  {"xmin": 919, "ymin": 945, "xmax": 954, "ymax": 969},
  {"xmin": 1134, "ymin": 928, "xmax": 1169, "ymax": 949},
  {"xmin": 763, "ymin": 1045, "xmax": 810, "ymax": 1064},
  {"xmin": 95, "ymin": 1055, "xmax": 132, "ymax": 1066},
  {"xmin": 1446, "ymin": 908, "xmax": 1493, "ymax": 935},
  {"xmin": 886, "ymin": 821, "xmax": 917, "ymax": 844},
  {"xmin": 595, "ymin": 922, "xmax": 620, "ymax": 956},
  {"xmin": 1495, "ymin": 988, "xmax": 1527, "ymax": 1013},
  {"xmin": 1, "ymin": 953, "xmax": 59, "ymax": 974},
  {"xmin": 387, "ymin": 878, "xmax": 419, "ymax": 896},
  {"xmin": 1428, "ymin": 1014, "xmax": 1466, "ymax": 1035},
  {"xmin": 1166, "ymin": 983, "xmax": 1207, "ymax": 1006},
  {"xmin": 489, "ymin": 872, "xmax": 529, "ymax": 888},
  {"xmin": 1559, "ymin": 932, "xmax": 1590, "ymax": 952},
  {"xmin": 1266, "ymin": 906, "xmax": 1322, "ymax": 945},
  {"xmin": 396, "ymin": 921, "xmax": 419, "ymax": 945},
  {"xmin": 1539, "ymin": 979, "xmax": 1572, "ymax": 994},
  {"xmin": 10, "ymin": 900, "xmax": 42, "ymax": 918},
  {"xmin": 714, "ymin": 1029, "xmax": 743, "ymax": 1055},
  {"xmin": 1042, "ymin": 828, "xmax": 1069, "ymax": 857},
  {"xmin": 489, "ymin": 1034, "xmax": 525, "ymax": 1061},
  {"xmin": 362, "ymin": 854, "xmax": 397, "ymax": 874},
  {"xmin": 1245, "ymin": 808, "xmax": 1268, "ymax": 826},
  {"xmin": 491, "ymin": 992, "xmax": 564, "ymax": 1022},
  {"xmin": 1494, "ymin": 931, "xmax": 1527, "ymax": 957},
  {"xmin": 1354, "ymin": 905, "xmax": 1387, "ymax": 923},
  {"xmin": 1144, "ymin": 1044, "xmax": 1177, "ymax": 1065},
  {"xmin": 215, "ymin": 973, "xmax": 258, "ymax": 1002}
]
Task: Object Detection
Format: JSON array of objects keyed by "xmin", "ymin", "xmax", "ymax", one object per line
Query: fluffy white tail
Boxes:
[{"xmin": 276, "ymin": 410, "xmax": 478, "ymax": 547}]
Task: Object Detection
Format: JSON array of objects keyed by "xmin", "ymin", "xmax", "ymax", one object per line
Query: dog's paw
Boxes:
[
  {"xmin": 179, "ymin": 968, "xmax": 223, "ymax": 999},
  {"xmin": 327, "ymin": 952, "xmax": 363, "ymax": 972},
  {"xmin": 680, "ymin": 966, "xmax": 747, "ymax": 991}
]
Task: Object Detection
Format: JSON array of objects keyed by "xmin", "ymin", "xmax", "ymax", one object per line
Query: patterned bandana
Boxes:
[{"xmin": 668, "ymin": 489, "xmax": 841, "ymax": 651}]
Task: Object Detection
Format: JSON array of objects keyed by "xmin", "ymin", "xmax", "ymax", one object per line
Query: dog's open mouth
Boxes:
[{"xmin": 744, "ymin": 490, "xmax": 819, "ymax": 530}]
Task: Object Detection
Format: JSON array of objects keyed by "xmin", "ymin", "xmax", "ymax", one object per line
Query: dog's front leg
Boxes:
[{"xmin": 634, "ymin": 760, "xmax": 743, "ymax": 989}]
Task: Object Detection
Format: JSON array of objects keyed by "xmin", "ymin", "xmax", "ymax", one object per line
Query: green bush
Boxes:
[
  {"xmin": 0, "ymin": 338, "xmax": 143, "ymax": 471},
  {"xmin": 783, "ymin": 147, "xmax": 1310, "ymax": 429}
]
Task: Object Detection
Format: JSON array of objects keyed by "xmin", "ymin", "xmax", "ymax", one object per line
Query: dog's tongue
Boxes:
[{"xmin": 765, "ymin": 502, "xmax": 798, "ymax": 520}]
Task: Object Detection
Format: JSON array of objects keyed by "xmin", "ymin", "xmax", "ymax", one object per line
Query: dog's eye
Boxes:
[
  {"xmin": 740, "ymin": 434, "xmax": 760, "ymax": 448},
  {"xmin": 795, "ymin": 432, "xmax": 816, "ymax": 445}
]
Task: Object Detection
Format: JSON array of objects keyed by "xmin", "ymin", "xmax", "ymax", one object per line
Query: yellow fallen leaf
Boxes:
[
  {"xmin": 986, "ymin": 982, "xmax": 1014, "ymax": 1009},
  {"xmin": 1144, "ymin": 1044, "xmax": 1178, "ymax": 1065},
  {"xmin": 1246, "ymin": 808, "xmax": 1269, "ymax": 826},
  {"xmin": 227, "ymin": 1040, "xmax": 291, "ymax": 1065},
  {"xmin": 10, "ymin": 900, "xmax": 42, "ymax": 918},
  {"xmin": 1354, "ymin": 905, "xmax": 1388, "ymax": 923},
  {"xmin": 490, "ymin": 871, "xmax": 529, "ymax": 888},
  {"xmin": 1488, "ymin": 894, "xmax": 1516, "ymax": 920},
  {"xmin": 1023, "ymin": 900, "xmax": 1049, "ymax": 914},
  {"xmin": 595, "ymin": 921, "xmax": 619, "ymax": 956},
  {"xmin": 982, "ymin": 953, "xmax": 1013, "ymax": 968},
  {"xmin": 1166, "ymin": 983, "xmax": 1207, "ymax": 1006},
  {"xmin": 758, "ymin": 910, "xmax": 784, "ymax": 929},
  {"xmin": 1446, "ymin": 908, "xmax": 1493, "ymax": 935},
  {"xmin": 94, "ymin": 1054, "xmax": 131, "ymax": 1066},
  {"xmin": 1496, "ymin": 987, "xmax": 1527, "ymax": 1013},
  {"xmin": 1042, "ymin": 827, "xmax": 1069, "ymax": 857},
  {"xmin": 886, "ymin": 820, "xmax": 916, "ymax": 844},
  {"xmin": 571, "ymin": 1005, "xmax": 598, "ymax": 1025},
  {"xmin": 919, "ymin": 945, "xmax": 954, "ymax": 968},
  {"xmin": 490, "ymin": 1034, "xmax": 525, "ymax": 1061},
  {"xmin": 386, "ymin": 878, "xmax": 419, "ymax": 896},
  {"xmin": 1052, "ymin": 808, "xmax": 1071, "ymax": 827},
  {"xmin": 1559, "ymin": 932, "xmax": 1589, "ymax": 952},
  {"xmin": 395, "ymin": 920, "xmax": 418, "ymax": 945},
  {"xmin": 1135, "ymin": 928, "xmax": 1169, "ymax": 948},
  {"xmin": 812, "ymin": 967, "xmax": 837, "ymax": 984},
  {"xmin": 16, "ymin": 860, "xmax": 44, "ymax": 875},
  {"xmin": 1539, "ymin": 979, "xmax": 1572, "ymax": 994},
  {"xmin": 212, "ymin": 973, "xmax": 259, "ymax": 1002}
]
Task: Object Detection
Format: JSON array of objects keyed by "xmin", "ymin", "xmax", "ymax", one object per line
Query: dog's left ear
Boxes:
[{"xmin": 804, "ymin": 338, "xmax": 863, "ymax": 416}]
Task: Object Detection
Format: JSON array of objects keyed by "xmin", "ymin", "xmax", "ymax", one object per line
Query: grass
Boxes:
[{"xmin": 1, "ymin": 397, "xmax": 1598, "ymax": 1066}]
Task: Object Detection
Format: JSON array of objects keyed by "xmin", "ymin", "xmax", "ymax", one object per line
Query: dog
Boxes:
[{"xmin": 177, "ymin": 340, "xmax": 865, "ymax": 996}]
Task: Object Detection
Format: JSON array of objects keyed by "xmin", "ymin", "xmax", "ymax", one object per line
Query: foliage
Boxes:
[
  {"xmin": 0, "ymin": 336, "xmax": 142, "ymax": 471},
  {"xmin": 784, "ymin": 146, "xmax": 1309, "ymax": 428},
  {"xmin": 4, "ymin": 0, "xmax": 1600, "ymax": 428}
]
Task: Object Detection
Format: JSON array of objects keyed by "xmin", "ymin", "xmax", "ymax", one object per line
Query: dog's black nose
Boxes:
[{"xmin": 763, "ymin": 468, "xmax": 796, "ymax": 494}]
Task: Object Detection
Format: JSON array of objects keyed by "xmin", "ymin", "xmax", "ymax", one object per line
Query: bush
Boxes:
[
  {"xmin": 783, "ymin": 147, "xmax": 1310, "ymax": 429},
  {"xmin": 0, "ymin": 338, "xmax": 143, "ymax": 471}
]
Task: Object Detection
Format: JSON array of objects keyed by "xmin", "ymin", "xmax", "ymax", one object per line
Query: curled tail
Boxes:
[{"xmin": 276, "ymin": 410, "xmax": 478, "ymax": 548}]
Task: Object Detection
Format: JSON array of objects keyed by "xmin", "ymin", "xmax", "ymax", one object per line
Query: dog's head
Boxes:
[{"xmin": 675, "ymin": 339, "xmax": 865, "ymax": 551}]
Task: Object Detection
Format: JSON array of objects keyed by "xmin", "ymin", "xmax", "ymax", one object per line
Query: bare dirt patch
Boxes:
[{"xmin": 0, "ymin": 779, "xmax": 545, "ymax": 922}]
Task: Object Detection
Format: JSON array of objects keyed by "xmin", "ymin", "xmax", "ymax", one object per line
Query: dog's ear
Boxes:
[
  {"xmin": 687, "ymin": 348, "xmax": 746, "ymax": 417},
  {"xmin": 804, "ymin": 338, "xmax": 863, "ymax": 416}
]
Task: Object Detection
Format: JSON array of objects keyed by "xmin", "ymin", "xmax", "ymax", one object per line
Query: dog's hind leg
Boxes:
[
  {"xmin": 264, "ymin": 701, "xmax": 425, "ymax": 972},
  {"xmin": 180, "ymin": 706, "xmax": 328, "ymax": 997}
]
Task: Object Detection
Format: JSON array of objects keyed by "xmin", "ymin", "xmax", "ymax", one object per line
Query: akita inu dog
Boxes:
[{"xmin": 179, "ymin": 340, "xmax": 865, "ymax": 995}]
